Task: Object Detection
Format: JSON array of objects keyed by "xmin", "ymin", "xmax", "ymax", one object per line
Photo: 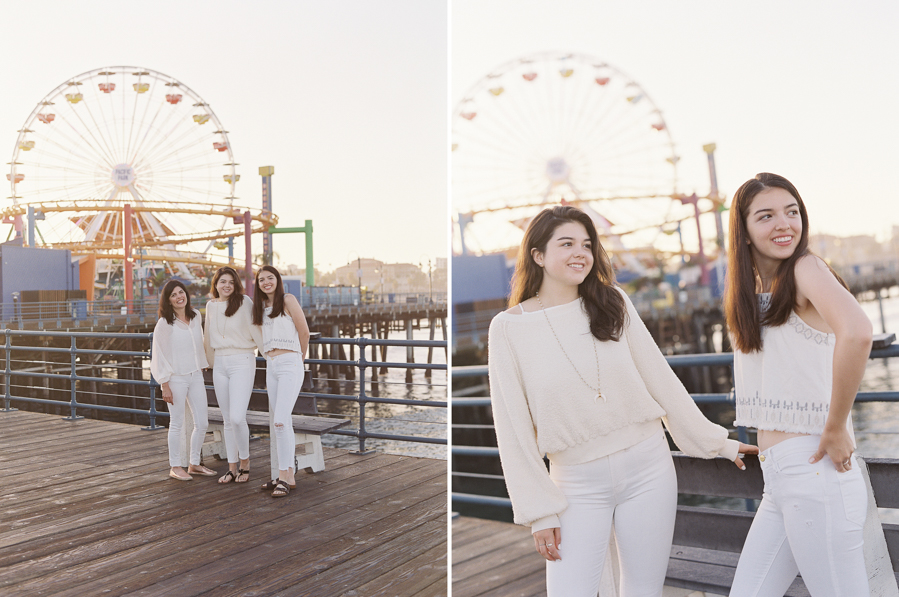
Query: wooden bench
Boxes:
[
  {"xmin": 203, "ymin": 406, "xmax": 350, "ymax": 480},
  {"xmin": 178, "ymin": 361, "xmax": 350, "ymax": 480},
  {"xmin": 668, "ymin": 453, "xmax": 899, "ymax": 595}
]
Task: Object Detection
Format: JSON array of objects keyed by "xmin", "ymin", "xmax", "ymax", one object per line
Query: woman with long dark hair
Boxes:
[
  {"xmin": 204, "ymin": 266, "xmax": 263, "ymax": 485},
  {"xmin": 725, "ymin": 173, "xmax": 891, "ymax": 596},
  {"xmin": 488, "ymin": 205, "xmax": 755, "ymax": 596},
  {"xmin": 151, "ymin": 280, "xmax": 216, "ymax": 481},
  {"xmin": 253, "ymin": 265, "xmax": 310, "ymax": 498}
]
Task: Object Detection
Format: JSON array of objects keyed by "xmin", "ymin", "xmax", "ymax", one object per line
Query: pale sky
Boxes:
[
  {"xmin": 0, "ymin": 0, "xmax": 447, "ymax": 274},
  {"xmin": 452, "ymin": 0, "xmax": 899, "ymax": 256}
]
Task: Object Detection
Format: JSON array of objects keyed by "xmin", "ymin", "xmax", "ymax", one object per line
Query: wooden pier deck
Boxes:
[
  {"xmin": 452, "ymin": 516, "xmax": 545, "ymax": 597},
  {"xmin": 0, "ymin": 410, "xmax": 447, "ymax": 596}
]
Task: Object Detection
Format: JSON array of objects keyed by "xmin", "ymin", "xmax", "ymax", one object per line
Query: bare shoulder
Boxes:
[
  {"xmin": 284, "ymin": 293, "xmax": 302, "ymax": 308},
  {"xmin": 794, "ymin": 253, "xmax": 830, "ymax": 276}
]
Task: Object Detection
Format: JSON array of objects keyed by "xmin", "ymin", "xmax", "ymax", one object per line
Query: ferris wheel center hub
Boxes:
[
  {"xmin": 545, "ymin": 157, "xmax": 570, "ymax": 183},
  {"xmin": 111, "ymin": 164, "xmax": 135, "ymax": 187}
]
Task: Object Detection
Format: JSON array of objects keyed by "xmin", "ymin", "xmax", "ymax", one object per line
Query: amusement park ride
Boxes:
[
  {"xmin": 4, "ymin": 66, "xmax": 285, "ymax": 297},
  {"xmin": 452, "ymin": 52, "xmax": 727, "ymax": 284}
]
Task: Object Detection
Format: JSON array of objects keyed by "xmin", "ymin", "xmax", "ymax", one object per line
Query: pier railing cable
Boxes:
[
  {"xmin": 0, "ymin": 329, "xmax": 446, "ymax": 454},
  {"xmin": 451, "ymin": 342, "xmax": 899, "ymax": 509}
]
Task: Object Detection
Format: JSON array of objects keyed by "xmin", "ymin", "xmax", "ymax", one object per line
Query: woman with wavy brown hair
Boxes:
[
  {"xmin": 151, "ymin": 280, "xmax": 216, "ymax": 481},
  {"xmin": 204, "ymin": 266, "xmax": 263, "ymax": 485},
  {"xmin": 725, "ymin": 173, "xmax": 893, "ymax": 596},
  {"xmin": 488, "ymin": 205, "xmax": 755, "ymax": 596}
]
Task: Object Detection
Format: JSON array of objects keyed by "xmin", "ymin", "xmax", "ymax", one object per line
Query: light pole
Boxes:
[
  {"xmin": 419, "ymin": 256, "xmax": 433, "ymax": 303},
  {"xmin": 346, "ymin": 252, "xmax": 362, "ymax": 289}
]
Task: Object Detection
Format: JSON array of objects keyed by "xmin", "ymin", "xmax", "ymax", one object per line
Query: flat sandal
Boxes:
[
  {"xmin": 261, "ymin": 479, "xmax": 296, "ymax": 491},
  {"xmin": 271, "ymin": 480, "xmax": 291, "ymax": 498}
]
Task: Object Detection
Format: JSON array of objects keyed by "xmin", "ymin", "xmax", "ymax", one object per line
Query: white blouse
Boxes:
[{"xmin": 151, "ymin": 309, "xmax": 208, "ymax": 384}]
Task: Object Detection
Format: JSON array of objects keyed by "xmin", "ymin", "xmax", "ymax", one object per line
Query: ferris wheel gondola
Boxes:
[
  {"xmin": 453, "ymin": 52, "xmax": 692, "ymax": 258},
  {"xmin": 6, "ymin": 66, "xmax": 272, "ymax": 280}
]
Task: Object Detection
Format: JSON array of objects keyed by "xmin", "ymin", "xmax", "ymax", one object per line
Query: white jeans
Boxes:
[
  {"xmin": 546, "ymin": 429, "xmax": 677, "ymax": 597},
  {"xmin": 167, "ymin": 371, "xmax": 208, "ymax": 467},
  {"xmin": 212, "ymin": 352, "xmax": 256, "ymax": 463},
  {"xmin": 731, "ymin": 435, "xmax": 869, "ymax": 597},
  {"xmin": 266, "ymin": 351, "xmax": 304, "ymax": 472}
]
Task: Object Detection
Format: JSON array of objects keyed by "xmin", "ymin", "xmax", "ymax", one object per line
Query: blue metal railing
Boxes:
[
  {"xmin": 0, "ymin": 329, "xmax": 446, "ymax": 454},
  {"xmin": 451, "ymin": 343, "xmax": 899, "ymax": 509}
]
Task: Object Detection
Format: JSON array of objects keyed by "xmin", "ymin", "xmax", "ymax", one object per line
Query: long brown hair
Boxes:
[
  {"xmin": 724, "ymin": 172, "xmax": 846, "ymax": 352},
  {"xmin": 510, "ymin": 205, "xmax": 626, "ymax": 341},
  {"xmin": 158, "ymin": 279, "xmax": 196, "ymax": 325},
  {"xmin": 252, "ymin": 265, "xmax": 286, "ymax": 325},
  {"xmin": 211, "ymin": 266, "xmax": 244, "ymax": 317}
]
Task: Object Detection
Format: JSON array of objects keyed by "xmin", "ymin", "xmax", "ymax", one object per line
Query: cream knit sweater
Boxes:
[
  {"xmin": 488, "ymin": 288, "xmax": 739, "ymax": 531},
  {"xmin": 203, "ymin": 295, "xmax": 264, "ymax": 366}
]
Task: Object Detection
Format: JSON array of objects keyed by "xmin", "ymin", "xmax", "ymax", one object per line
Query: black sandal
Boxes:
[
  {"xmin": 218, "ymin": 470, "xmax": 237, "ymax": 484},
  {"xmin": 271, "ymin": 480, "xmax": 291, "ymax": 498},
  {"xmin": 261, "ymin": 479, "xmax": 296, "ymax": 491},
  {"xmin": 236, "ymin": 469, "xmax": 250, "ymax": 483}
]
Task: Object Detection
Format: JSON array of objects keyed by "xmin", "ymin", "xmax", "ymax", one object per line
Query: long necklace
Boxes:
[
  {"xmin": 215, "ymin": 300, "xmax": 227, "ymax": 339},
  {"xmin": 535, "ymin": 292, "xmax": 604, "ymax": 402}
]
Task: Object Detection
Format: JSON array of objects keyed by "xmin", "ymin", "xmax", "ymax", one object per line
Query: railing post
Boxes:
[
  {"xmin": 2, "ymin": 330, "xmax": 15, "ymax": 412},
  {"xmin": 63, "ymin": 335, "xmax": 83, "ymax": 421},
  {"xmin": 351, "ymin": 337, "xmax": 375, "ymax": 455},
  {"xmin": 143, "ymin": 331, "xmax": 163, "ymax": 431}
]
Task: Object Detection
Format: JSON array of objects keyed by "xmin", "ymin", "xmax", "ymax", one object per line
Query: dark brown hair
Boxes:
[
  {"xmin": 724, "ymin": 172, "xmax": 846, "ymax": 352},
  {"xmin": 510, "ymin": 205, "xmax": 626, "ymax": 341},
  {"xmin": 211, "ymin": 266, "xmax": 244, "ymax": 317},
  {"xmin": 252, "ymin": 265, "xmax": 286, "ymax": 325},
  {"xmin": 158, "ymin": 279, "xmax": 196, "ymax": 325}
]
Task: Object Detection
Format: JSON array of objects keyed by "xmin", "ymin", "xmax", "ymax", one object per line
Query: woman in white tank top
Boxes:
[
  {"xmin": 725, "ymin": 173, "xmax": 894, "ymax": 596},
  {"xmin": 252, "ymin": 265, "xmax": 310, "ymax": 498}
]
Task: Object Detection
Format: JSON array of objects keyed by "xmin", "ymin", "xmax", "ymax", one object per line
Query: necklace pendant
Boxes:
[{"xmin": 594, "ymin": 393, "xmax": 604, "ymax": 403}]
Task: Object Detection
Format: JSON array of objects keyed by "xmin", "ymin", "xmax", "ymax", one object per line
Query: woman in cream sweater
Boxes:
[
  {"xmin": 204, "ymin": 266, "xmax": 263, "ymax": 485},
  {"xmin": 488, "ymin": 205, "xmax": 756, "ymax": 596}
]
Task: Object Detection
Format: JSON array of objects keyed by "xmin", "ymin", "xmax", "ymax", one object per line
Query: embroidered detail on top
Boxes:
[
  {"xmin": 735, "ymin": 391, "xmax": 830, "ymax": 431},
  {"xmin": 786, "ymin": 314, "xmax": 833, "ymax": 346}
]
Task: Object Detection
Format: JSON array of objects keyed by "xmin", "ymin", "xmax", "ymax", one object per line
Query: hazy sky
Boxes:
[
  {"xmin": 452, "ymin": 0, "xmax": 899, "ymax": 255},
  {"xmin": 0, "ymin": 0, "xmax": 447, "ymax": 273}
]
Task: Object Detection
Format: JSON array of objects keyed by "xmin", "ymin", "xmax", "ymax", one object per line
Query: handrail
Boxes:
[
  {"xmin": 452, "ymin": 343, "xmax": 899, "ymax": 508},
  {"xmin": 0, "ymin": 330, "xmax": 446, "ymax": 454}
]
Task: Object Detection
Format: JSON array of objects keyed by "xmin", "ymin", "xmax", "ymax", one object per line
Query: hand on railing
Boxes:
[{"xmin": 733, "ymin": 442, "xmax": 759, "ymax": 470}]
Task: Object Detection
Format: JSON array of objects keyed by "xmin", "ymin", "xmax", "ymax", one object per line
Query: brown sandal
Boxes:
[
  {"xmin": 236, "ymin": 469, "xmax": 250, "ymax": 483},
  {"xmin": 261, "ymin": 479, "xmax": 296, "ymax": 491},
  {"xmin": 218, "ymin": 470, "xmax": 237, "ymax": 484},
  {"xmin": 271, "ymin": 480, "xmax": 291, "ymax": 498}
]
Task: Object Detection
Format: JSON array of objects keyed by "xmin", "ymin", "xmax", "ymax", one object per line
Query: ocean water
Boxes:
[{"xmin": 316, "ymin": 327, "xmax": 448, "ymax": 460}]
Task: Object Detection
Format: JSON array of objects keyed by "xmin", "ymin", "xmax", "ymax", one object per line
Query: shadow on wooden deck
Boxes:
[{"xmin": 0, "ymin": 410, "xmax": 447, "ymax": 596}]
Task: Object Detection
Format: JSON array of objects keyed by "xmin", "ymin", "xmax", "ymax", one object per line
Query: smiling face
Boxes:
[
  {"xmin": 258, "ymin": 270, "xmax": 278, "ymax": 296},
  {"xmin": 215, "ymin": 273, "xmax": 235, "ymax": 299},
  {"xmin": 168, "ymin": 285, "xmax": 187, "ymax": 311},
  {"xmin": 745, "ymin": 187, "xmax": 803, "ymax": 274},
  {"xmin": 531, "ymin": 221, "xmax": 594, "ymax": 292}
]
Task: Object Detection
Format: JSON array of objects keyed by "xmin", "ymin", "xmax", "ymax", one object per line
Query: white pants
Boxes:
[
  {"xmin": 212, "ymin": 352, "xmax": 256, "ymax": 463},
  {"xmin": 546, "ymin": 429, "xmax": 677, "ymax": 597},
  {"xmin": 731, "ymin": 435, "xmax": 869, "ymax": 597},
  {"xmin": 266, "ymin": 352, "xmax": 304, "ymax": 472},
  {"xmin": 167, "ymin": 371, "xmax": 208, "ymax": 467}
]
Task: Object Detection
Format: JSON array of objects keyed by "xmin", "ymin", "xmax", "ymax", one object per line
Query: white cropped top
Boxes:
[
  {"xmin": 733, "ymin": 293, "xmax": 852, "ymax": 437},
  {"xmin": 262, "ymin": 307, "xmax": 303, "ymax": 354}
]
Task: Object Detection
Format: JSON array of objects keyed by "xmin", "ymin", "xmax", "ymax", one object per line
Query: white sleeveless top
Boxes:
[
  {"xmin": 261, "ymin": 306, "xmax": 303, "ymax": 354},
  {"xmin": 734, "ymin": 293, "xmax": 853, "ymax": 437}
]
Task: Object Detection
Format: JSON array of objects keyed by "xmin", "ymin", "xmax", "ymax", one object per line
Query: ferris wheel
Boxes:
[
  {"xmin": 6, "ymin": 66, "xmax": 273, "ymax": 277},
  {"xmin": 453, "ymin": 52, "xmax": 687, "ymax": 255}
]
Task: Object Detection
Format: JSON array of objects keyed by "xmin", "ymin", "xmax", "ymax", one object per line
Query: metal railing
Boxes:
[
  {"xmin": 0, "ymin": 329, "xmax": 446, "ymax": 454},
  {"xmin": 451, "ymin": 343, "xmax": 899, "ymax": 509}
]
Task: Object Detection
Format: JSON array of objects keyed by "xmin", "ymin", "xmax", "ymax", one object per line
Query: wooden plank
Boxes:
[
  {"xmin": 206, "ymin": 406, "xmax": 350, "ymax": 434},
  {"xmin": 18, "ymin": 461, "xmax": 441, "ymax": 596},
  {"xmin": 0, "ymin": 412, "xmax": 446, "ymax": 597},
  {"xmin": 673, "ymin": 506, "xmax": 755, "ymax": 553}
]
